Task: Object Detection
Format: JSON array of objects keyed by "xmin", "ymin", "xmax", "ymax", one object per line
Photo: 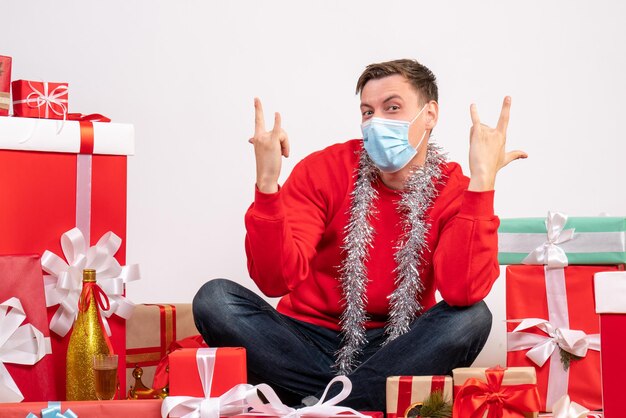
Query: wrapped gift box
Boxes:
[
  {"xmin": 453, "ymin": 366, "xmax": 540, "ymax": 418},
  {"xmin": 169, "ymin": 347, "xmax": 246, "ymax": 397},
  {"xmin": 0, "ymin": 399, "xmax": 162, "ymax": 418},
  {"xmin": 594, "ymin": 271, "xmax": 626, "ymax": 418},
  {"xmin": 0, "ymin": 115, "xmax": 134, "ymax": 399},
  {"xmin": 498, "ymin": 215, "xmax": 626, "ymax": 265},
  {"xmin": 126, "ymin": 303, "xmax": 200, "ymax": 390},
  {"xmin": 0, "ymin": 55, "xmax": 11, "ymax": 116},
  {"xmin": 506, "ymin": 265, "xmax": 620, "ymax": 411},
  {"xmin": 0, "ymin": 255, "xmax": 55, "ymax": 402},
  {"xmin": 12, "ymin": 80, "xmax": 69, "ymax": 119},
  {"xmin": 386, "ymin": 375, "xmax": 452, "ymax": 418}
]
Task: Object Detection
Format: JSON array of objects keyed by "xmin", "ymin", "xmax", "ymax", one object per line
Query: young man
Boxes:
[{"xmin": 193, "ymin": 59, "xmax": 526, "ymax": 410}]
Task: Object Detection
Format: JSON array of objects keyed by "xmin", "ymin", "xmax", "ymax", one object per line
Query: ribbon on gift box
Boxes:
[
  {"xmin": 0, "ymin": 92, "xmax": 9, "ymax": 109},
  {"xmin": 247, "ymin": 376, "xmax": 371, "ymax": 418},
  {"xmin": 507, "ymin": 318, "xmax": 600, "ymax": 367},
  {"xmin": 453, "ymin": 366, "xmax": 541, "ymax": 418},
  {"xmin": 26, "ymin": 401, "xmax": 78, "ymax": 418},
  {"xmin": 41, "ymin": 228, "xmax": 140, "ymax": 337},
  {"xmin": 548, "ymin": 395, "xmax": 591, "ymax": 418},
  {"xmin": 521, "ymin": 212, "xmax": 575, "ymax": 268},
  {"xmin": 162, "ymin": 348, "xmax": 372, "ymax": 418},
  {"xmin": 13, "ymin": 81, "xmax": 68, "ymax": 119},
  {"xmin": 0, "ymin": 297, "xmax": 51, "ymax": 403}
]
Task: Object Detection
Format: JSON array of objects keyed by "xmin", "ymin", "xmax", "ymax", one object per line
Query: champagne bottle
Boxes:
[{"xmin": 66, "ymin": 269, "xmax": 114, "ymax": 400}]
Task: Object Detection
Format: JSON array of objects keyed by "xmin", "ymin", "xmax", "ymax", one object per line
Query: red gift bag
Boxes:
[{"xmin": 0, "ymin": 255, "xmax": 56, "ymax": 401}]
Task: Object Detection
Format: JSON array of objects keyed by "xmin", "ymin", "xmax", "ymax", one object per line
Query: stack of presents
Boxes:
[{"xmin": 1, "ymin": 52, "xmax": 625, "ymax": 417}]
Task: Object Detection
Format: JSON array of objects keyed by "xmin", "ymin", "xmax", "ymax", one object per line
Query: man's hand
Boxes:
[
  {"xmin": 249, "ymin": 97, "xmax": 290, "ymax": 194},
  {"xmin": 467, "ymin": 96, "xmax": 527, "ymax": 191}
]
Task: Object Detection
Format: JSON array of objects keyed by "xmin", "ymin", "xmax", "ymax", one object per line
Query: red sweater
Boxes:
[{"xmin": 245, "ymin": 140, "xmax": 500, "ymax": 331}]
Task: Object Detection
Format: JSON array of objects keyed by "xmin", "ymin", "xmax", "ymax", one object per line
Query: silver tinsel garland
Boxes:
[{"xmin": 334, "ymin": 143, "xmax": 447, "ymax": 375}]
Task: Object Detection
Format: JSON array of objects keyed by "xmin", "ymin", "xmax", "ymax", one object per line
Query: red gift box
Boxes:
[
  {"xmin": 12, "ymin": 79, "xmax": 68, "ymax": 119},
  {"xmin": 506, "ymin": 265, "xmax": 620, "ymax": 412},
  {"xmin": 126, "ymin": 303, "xmax": 202, "ymax": 391},
  {"xmin": 386, "ymin": 375, "xmax": 452, "ymax": 418},
  {"xmin": 594, "ymin": 271, "xmax": 626, "ymax": 418},
  {"xmin": 0, "ymin": 55, "xmax": 11, "ymax": 116},
  {"xmin": 0, "ymin": 255, "xmax": 56, "ymax": 402},
  {"xmin": 453, "ymin": 366, "xmax": 540, "ymax": 418},
  {"xmin": 169, "ymin": 347, "xmax": 247, "ymax": 397},
  {"xmin": 0, "ymin": 116, "xmax": 134, "ymax": 400},
  {"xmin": 0, "ymin": 399, "xmax": 162, "ymax": 418}
]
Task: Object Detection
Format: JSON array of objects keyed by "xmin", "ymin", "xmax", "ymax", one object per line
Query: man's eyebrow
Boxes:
[
  {"xmin": 382, "ymin": 94, "xmax": 403, "ymax": 104},
  {"xmin": 360, "ymin": 94, "xmax": 404, "ymax": 109}
]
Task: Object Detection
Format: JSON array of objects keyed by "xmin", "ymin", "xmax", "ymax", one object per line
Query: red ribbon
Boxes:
[
  {"xmin": 78, "ymin": 281, "xmax": 115, "ymax": 353},
  {"xmin": 431, "ymin": 375, "xmax": 446, "ymax": 393},
  {"xmin": 453, "ymin": 366, "xmax": 541, "ymax": 418},
  {"xmin": 67, "ymin": 113, "xmax": 112, "ymax": 123},
  {"xmin": 66, "ymin": 113, "xmax": 111, "ymax": 155}
]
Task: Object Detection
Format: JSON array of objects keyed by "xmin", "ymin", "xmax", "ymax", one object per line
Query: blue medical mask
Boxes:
[{"xmin": 361, "ymin": 104, "xmax": 429, "ymax": 173}]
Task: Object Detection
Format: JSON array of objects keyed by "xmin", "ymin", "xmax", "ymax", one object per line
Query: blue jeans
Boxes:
[{"xmin": 192, "ymin": 279, "xmax": 492, "ymax": 411}]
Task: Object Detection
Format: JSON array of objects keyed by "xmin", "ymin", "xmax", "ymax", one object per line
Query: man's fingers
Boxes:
[
  {"xmin": 272, "ymin": 112, "xmax": 282, "ymax": 134},
  {"xmin": 497, "ymin": 96, "xmax": 512, "ymax": 133},
  {"xmin": 501, "ymin": 150, "xmax": 528, "ymax": 168},
  {"xmin": 254, "ymin": 97, "xmax": 266, "ymax": 135},
  {"xmin": 281, "ymin": 132, "xmax": 290, "ymax": 158},
  {"xmin": 470, "ymin": 103, "xmax": 481, "ymax": 126}
]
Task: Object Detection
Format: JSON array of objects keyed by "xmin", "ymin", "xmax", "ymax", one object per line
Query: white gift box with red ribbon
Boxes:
[{"xmin": 0, "ymin": 115, "xmax": 134, "ymax": 155}]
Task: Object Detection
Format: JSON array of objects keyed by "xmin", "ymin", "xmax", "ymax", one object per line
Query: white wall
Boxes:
[{"xmin": 5, "ymin": 0, "xmax": 626, "ymax": 366}]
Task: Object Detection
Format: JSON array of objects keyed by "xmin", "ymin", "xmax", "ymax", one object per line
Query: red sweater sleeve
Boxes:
[
  {"xmin": 244, "ymin": 159, "xmax": 329, "ymax": 297},
  {"xmin": 433, "ymin": 189, "xmax": 500, "ymax": 306}
]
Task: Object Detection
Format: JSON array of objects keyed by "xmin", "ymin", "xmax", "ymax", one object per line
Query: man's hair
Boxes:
[{"xmin": 355, "ymin": 59, "xmax": 438, "ymax": 104}]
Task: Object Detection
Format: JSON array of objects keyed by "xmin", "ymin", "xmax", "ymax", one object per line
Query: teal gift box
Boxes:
[{"xmin": 498, "ymin": 213, "xmax": 626, "ymax": 265}]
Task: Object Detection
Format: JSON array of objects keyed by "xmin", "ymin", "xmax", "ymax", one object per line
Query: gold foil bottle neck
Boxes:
[{"xmin": 82, "ymin": 269, "xmax": 96, "ymax": 283}]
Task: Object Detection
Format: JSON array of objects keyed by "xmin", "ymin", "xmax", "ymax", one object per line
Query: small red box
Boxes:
[
  {"xmin": 12, "ymin": 79, "xmax": 68, "ymax": 119},
  {"xmin": 169, "ymin": 348, "xmax": 247, "ymax": 397},
  {"xmin": 0, "ymin": 55, "xmax": 11, "ymax": 116}
]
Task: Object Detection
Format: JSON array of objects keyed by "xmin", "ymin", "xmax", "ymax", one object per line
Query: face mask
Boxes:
[{"xmin": 361, "ymin": 104, "xmax": 429, "ymax": 173}]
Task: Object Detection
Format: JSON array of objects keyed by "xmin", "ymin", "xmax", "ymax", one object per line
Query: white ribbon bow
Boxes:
[
  {"xmin": 507, "ymin": 318, "xmax": 600, "ymax": 367},
  {"xmin": 163, "ymin": 383, "xmax": 254, "ymax": 418},
  {"xmin": 550, "ymin": 395, "xmax": 591, "ymax": 418},
  {"xmin": 248, "ymin": 376, "xmax": 371, "ymax": 418},
  {"xmin": 522, "ymin": 211, "xmax": 575, "ymax": 268},
  {"xmin": 0, "ymin": 297, "xmax": 51, "ymax": 402},
  {"xmin": 41, "ymin": 227, "xmax": 141, "ymax": 337}
]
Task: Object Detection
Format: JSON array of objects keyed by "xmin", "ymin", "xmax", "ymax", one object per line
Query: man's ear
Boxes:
[{"xmin": 425, "ymin": 100, "xmax": 439, "ymax": 130}]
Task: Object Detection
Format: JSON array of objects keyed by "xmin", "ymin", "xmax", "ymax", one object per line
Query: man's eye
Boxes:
[
  {"xmin": 362, "ymin": 110, "xmax": 373, "ymax": 116},
  {"xmin": 387, "ymin": 105, "xmax": 400, "ymax": 111}
]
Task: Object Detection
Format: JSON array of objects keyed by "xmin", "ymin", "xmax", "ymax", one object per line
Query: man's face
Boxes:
[{"xmin": 359, "ymin": 74, "xmax": 435, "ymax": 149}]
